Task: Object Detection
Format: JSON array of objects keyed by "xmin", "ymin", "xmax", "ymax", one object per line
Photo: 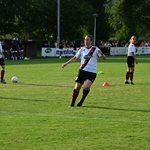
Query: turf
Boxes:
[{"xmin": 0, "ymin": 56, "xmax": 150, "ymax": 150}]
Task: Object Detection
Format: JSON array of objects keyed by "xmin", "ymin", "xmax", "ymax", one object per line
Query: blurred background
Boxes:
[{"xmin": 0, "ymin": 0, "xmax": 149, "ymax": 58}]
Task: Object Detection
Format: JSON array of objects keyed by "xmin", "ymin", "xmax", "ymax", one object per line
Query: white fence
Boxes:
[
  {"xmin": 41, "ymin": 47, "xmax": 150, "ymax": 57},
  {"xmin": 110, "ymin": 47, "xmax": 150, "ymax": 55},
  {"xmin": 41, "ymin": 47, "xmax": 75, "ymax": 57}
]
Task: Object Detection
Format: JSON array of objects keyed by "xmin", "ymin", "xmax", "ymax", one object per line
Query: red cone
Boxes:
[{"xmin": 102, "ymin": 82, "xmax": 110, "ymax": 86}]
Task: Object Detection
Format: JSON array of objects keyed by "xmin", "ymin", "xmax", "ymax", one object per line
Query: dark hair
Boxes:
[{"xmin": 85, "ymin": 35, "xmax": 93, "ymax": 41}]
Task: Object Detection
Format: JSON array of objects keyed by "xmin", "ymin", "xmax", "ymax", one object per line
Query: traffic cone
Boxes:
[{"xmin": 102, "ymin": 82, "xmax": 110, "ymax": 86}]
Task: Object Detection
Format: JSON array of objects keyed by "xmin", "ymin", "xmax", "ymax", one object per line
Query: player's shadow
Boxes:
[
  {"xmin": 83, "ymin": 106, "xmax": 150, "ymax": 113},
  {"xmin": 20, "ymin": 82, "xmax": 73, "ymax": 88},
  {"xmin": 0, "ymin": 96, "xmax": 48, "ymax": 102}
]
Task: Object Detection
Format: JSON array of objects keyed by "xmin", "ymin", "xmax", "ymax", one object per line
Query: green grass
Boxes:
[{"xmin": 0, "ymin": 56, "xmax": 150, "ymax": 150}]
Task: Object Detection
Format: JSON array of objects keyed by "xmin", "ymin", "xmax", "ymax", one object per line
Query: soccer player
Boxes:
[
  {"xmin": 125, "ymin": 35, "xmax": 138, "ymax": 85},
  {"xmin": 62, "ymin": 35, "xmax": 106, "ymax": 107},
  {"xmin": 0, "ymin": 40, "xmax": 6, "ymax": 84}
]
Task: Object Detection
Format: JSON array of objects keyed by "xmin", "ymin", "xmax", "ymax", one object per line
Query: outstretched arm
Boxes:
[
  {"xmin": 62, "ymin": 56, "xmax": 78, "ymax": 68},
  {"xmin": 98, "ymin": 49, "xmax": 106, "ymax": 59}
]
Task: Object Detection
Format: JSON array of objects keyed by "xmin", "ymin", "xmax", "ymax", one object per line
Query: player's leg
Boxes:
[
  {"xmin": 129, "ymin": 67, "xmax": 134, "ymax": 84},
  {"xmin": 125, "ymin": 57, "xmax": 130, "ymax": 84},
  {"xmin": 0, "ymin": 58, "xmax": 6, "ymax": 84},
  {"xmin": 1, "ymin": 65, "xmax": 6, "ymax": 83},
  {"xmin": 70, "ymin": 69, "xmax": 84, "ymax": 107},
  {"xmin": 128, "ymin": 56, "xmax": 135, "ymax": 84},
  {"xmin": 125, "ymin": 67, "xmax": 130, "ymax": 84},
  {"xmin": 70, "ymin": 82, "xmax": 82, "ymax": 107},
  {"xmin": 77, "ymin": 71, "xmax": 96, "ymax": 106},
  {"xmin": 77, "ymin": 79, "xmax": 92, "ymax": 106}
]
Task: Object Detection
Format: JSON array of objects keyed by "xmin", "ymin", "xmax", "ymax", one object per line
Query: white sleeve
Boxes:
[
  {"xmin": 75, "ymin": 48, "xmax": 82, "ymax": 58},
  {"xmin": 97, "ymin": 48, "xmax": 103, "ymax": 57},
  {"xmin": 0, "ymin": 42, "xmax": 3, "ymax": 53},
  {"xmin": 129, "ymin": 44, "xmax": 136, "ymax": 53}
]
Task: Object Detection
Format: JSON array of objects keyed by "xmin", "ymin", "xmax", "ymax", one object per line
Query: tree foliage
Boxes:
[
  {"xmin": 105, "ymin": 0, "xmax": 150, "ymax": 40},
  {"xmin": 0, "ymin": 0, "xmax": 149, "ymax": 41}
]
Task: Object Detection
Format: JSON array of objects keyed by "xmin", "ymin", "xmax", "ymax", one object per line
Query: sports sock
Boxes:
[
  {"xmin": 126, "ymin": 72, "xmax": 129, "ymax": 81},
  {"xmin": 1, "ymin": 70, "xmax": 5, "ymax": 81},
  {"xmin": 77, "ymin": 89, "xmax": 90, "ymax": 106},
  {"xmin": 129, "ymin": 72, "xmax": 133, "ymax": 81},
  {"xmin": 71, "ymin": 89, "xmax": 79, "ymax": 106}
]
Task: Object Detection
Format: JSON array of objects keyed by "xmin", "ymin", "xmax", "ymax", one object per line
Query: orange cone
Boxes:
[{"xmin": 102, "ymin": 82, "xmax": 110, "ymax": 86}]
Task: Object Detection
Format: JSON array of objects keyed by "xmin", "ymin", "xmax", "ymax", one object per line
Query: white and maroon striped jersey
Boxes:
[{"xmin": 75, "ymin": 46, "xmax": 101, "ymax": 73}]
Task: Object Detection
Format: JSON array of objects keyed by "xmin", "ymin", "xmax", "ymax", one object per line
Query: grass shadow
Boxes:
[
  {"xmin": 0, "ymin": 96, "xmax": 48, "ymax": 102},
  {"xmin": 83, "ymin": 105, "xmax": 150, "ymax": 113},
  {"xmin": 19, "ymin": 82, "xmax": 73, "ymax": 88}
]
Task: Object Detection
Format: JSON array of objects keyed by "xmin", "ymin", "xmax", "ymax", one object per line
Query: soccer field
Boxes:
[{"xmin": 0, "ymin": 56, "xmax": 150, "ymax": 150}]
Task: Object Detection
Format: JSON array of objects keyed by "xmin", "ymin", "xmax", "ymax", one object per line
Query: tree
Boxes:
[
  {"xmin": 0, "ymin": 0, "xmax": 149, "ymax": 41},
  {"xmin": 105, "ymin": 0, "xmax": 150, "ymax": 40},
  {"xmin": 0, "ymin": 0, "xmax": 17, "ymax": 35}
]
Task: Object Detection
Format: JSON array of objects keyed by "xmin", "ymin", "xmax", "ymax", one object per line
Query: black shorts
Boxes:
[
  {"xmin": 0, "ymin": 57, "xmax": 5, "ymax": 66},
  {"xmin": 127, "ymin": 56, "xmax": 134, "ymax": 67},
  {"xmin": 75, "ymin": 69, "xmax": 96, "ymax": 84}
]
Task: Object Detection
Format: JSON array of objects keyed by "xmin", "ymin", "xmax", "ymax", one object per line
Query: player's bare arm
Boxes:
[
  {"xmin": 98, "ymin": 49, "xmax": 106, "ymax": 59},
  {"xmin": 131, "ymin": 52, "xmax": 138, "ymax": 64},
  {"xmin": 62, "ymin": 56, "xmax": 78, "ymax": 68}
]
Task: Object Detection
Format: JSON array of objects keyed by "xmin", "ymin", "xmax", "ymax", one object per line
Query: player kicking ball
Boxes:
[{"xmin": 62, "ymin": 35, "xmax": 106, "ymax": 107}]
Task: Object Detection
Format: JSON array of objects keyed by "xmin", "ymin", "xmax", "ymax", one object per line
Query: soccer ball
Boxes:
[{"xmin": 11, "ymin": 76, "xmax": 18, "ymax": 83}]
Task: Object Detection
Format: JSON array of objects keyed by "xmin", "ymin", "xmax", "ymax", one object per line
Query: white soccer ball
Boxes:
[{"xmin": 11, "ymin": 76, "xmax": 18, "ymax": 83}]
